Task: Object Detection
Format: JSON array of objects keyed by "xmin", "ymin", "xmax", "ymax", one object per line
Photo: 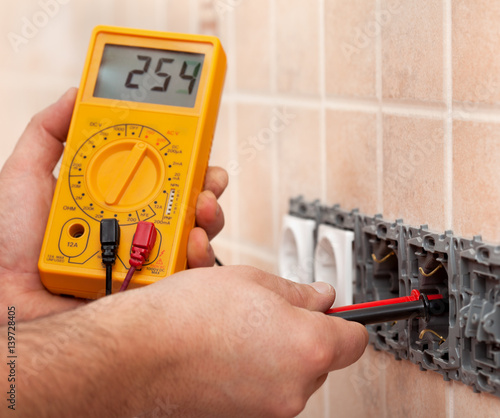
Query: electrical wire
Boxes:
[
  {"xmin": 120, "ymin": 266, "xmax": 136, "ymax": 292},
  {"xmin": 100, "ymin": 218, "xmax": 120, "ymax": 296},
  {"xmin": 119, "ymin": 221, "xmax": 157, "ymax": 292},
  {"xmin": 105, "ymin": 264, "xmax": 112, "ymax": 296}
]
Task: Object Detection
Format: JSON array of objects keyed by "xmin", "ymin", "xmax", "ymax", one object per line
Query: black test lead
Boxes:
[
  {"xmin": 326, "ymin": 290, "xmax": 446, "ymax": 325},
  {"xmin": 100, "ymin": 218, "xmax": 120, "ymax": 295}
]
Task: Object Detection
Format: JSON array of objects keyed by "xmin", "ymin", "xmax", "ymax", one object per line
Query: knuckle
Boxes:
[
  {"xmin": 297, "ymin": 322, "xmax": 331, "ymax": 370},
  {"xmin": 266, "ymin": 393, "xmax": 307, "ymax": 418}
]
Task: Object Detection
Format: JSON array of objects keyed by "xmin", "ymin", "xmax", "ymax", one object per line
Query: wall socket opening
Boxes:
[
  {"xmin": 360, "ymin": 219, "xmax": 408, "ymax": 355},
  {"xmin": 314, "ymin": 224, "xmax": 354, "ymax": 307},
  {"xmin": 407, "ymin": 229, "xmax": 458, "ymax": 377},
  {"xmin": 459, "ymin": 238, "xmax": 500, "ymax": 395}
]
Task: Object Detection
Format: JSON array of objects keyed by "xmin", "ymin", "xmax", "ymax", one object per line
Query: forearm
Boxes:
[
  {"xmin": 1, "ymin": 266, "xmax": 368, "ymax": 418},
  {"xmin": 5, "ymin": 290, "xmax": 179, "ymax": 418}
]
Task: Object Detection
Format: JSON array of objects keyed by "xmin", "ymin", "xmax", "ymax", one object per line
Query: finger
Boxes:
[
  {"xmin": 311, "ymin": 313, "xmax": 368, "ymax": 372},
  {"xmin": 195, "ymin": 190, "xmax": 224, "ymax": 240},
  {"xmin": 186, "ymin": 227, "xmax": 215, "ymax": 268},
  {"xmin": 6, "ymin": 88, "xmax": 77, "ymax": 176},
  {"xmin": 248, "ymin": 267, "xmax": 336, "ymax": 313},
  {"xmin": 204, "ymin": 166, "xmax": 228, "ymax": 198}
]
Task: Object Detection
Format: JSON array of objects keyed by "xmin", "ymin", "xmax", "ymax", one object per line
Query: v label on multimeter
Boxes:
[{"xmin": 38, "ymin": 26, "xmax": 226, "ymax": 299}]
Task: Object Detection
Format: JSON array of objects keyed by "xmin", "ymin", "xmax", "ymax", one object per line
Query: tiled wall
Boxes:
[{"xmin": 2, "ymin": 0, "xmax": 500, "ymax": 416}]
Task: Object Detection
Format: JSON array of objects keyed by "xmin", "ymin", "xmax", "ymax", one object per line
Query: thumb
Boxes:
[
  {"xmin": 4, "ymin": 88, "xmax": 77, "ymax": 177},
  {"xmin": 252, "ymin": 268, "xmax": 336, "ymax": 312}
]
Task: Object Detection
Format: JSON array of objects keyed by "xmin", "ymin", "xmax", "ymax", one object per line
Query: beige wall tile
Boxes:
[
  {"xmin": 210, "ymin": 241, "xmax": 235, "ymax": 266},
  {"xmin": 452, "ymin": 380, "xmax": 500, "ymax": 417},
  {"xmin": 324, "ymin": 0, "xmax": 376, "ymax": 98},
  {"xmin": 166, "ymin": 0, "xmax": 193, "ymax": 33},
  {"xmin": 381, "ymin": 0, "xmax": 444, "ymax": 103},
  {"xmin": 277, "ymin": 108, "xmax": 321, "ymax": 218},
  {"xmin": 453, "ymin": 120, "xmax": 500, "ymax": 242},
  {"xmin": 383, "ymin": 115, "xmax": 445, "ymax": 230},
  {"xmin": 238, "ymin": 251, "xmax": 278, "ymax": 275},
  {"xmin": 210, "ymin": 104, "xmax": 234, "ymax": 240},
  {"xmin": 385, "ymin": 358, "xmax": 449, "ymax": 417},
  {"xmin": 325, "ymin": 110, "xmax": 378, "ymax": 214},
  {"xmin": 453, "ymin": 0, "xmax": 500, "ymax": 104},
  {"xmin": 210, "ymin": 103, "xmax": 232, "ymax": 170},
  {"xmin": 234, "ymin": 0, "xmax": 271, "ymax": 92},
  {"xmin": 236, "ymin": 104, "xmax": 275, "ymax": 250},
  {"xmin": 275, "ymin": 0, "xmax": 320, "ymax": 96},
  {"xmin": 328, "ymin": 347, "xmax": 386, "ymax": 417}
]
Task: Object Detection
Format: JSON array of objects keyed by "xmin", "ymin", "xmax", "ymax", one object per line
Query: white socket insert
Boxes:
[
  {"xmin": 314, "ymin": 224, "xmax": 354, "ymax": 307},
  {"xmin": 279, "ymin": 215, "xmax": 316, "ymax": 284}
]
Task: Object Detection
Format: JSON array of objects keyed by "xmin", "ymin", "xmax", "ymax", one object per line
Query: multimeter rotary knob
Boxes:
[
  {"xmin": 87, "ymin": 139, "xmax": 165, "ymax": 211},
  {"xmin": 68, "ymin": 123, "xmax": 171, "ymax": 224}
]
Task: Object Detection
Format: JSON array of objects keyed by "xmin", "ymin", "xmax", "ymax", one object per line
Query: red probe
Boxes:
[
  {"xmin": 119, "ymin": 222, "xmax": 157, "ymax": 292},
  {"xmin": 326, "ymin": 290, "xmax": 446, "ymax": 325}
]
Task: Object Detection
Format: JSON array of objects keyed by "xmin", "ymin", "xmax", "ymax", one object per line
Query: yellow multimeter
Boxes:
[{"xmin": 38, "ymin": 26, "xmax": 226, "ymax": 299}]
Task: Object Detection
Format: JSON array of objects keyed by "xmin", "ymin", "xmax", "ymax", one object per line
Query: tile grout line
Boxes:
[
  {"xmin": 225, "ymin": 4, "xmax": 240, "ymax": 264},
  {"xmin": 444, "ymin": 0, "xmax": 453, "ymax": 232},
  {"xmin": 444, "ymin": 0, "xmax": 454, "ymax": 415},
  {"xmin": 211, "ymin": 236, "xmax": 278, "ymax": 265},
  {"xmin": 221, "ymin": 92, "xmax": 476, "ymax": 120},
  {"xmin": 376, "ymin": 0, "xmax": 384, "ymax": 222},
  {"xmin": 375, "ymin": 0, "xmax": 387, "ymax": 415},
  {"xmin": 318, "ymin": 0, "xmax": 329, "ymax": 415},
  {"xmin": 270, "ymin": 0, "xmax": 280, "ymax": 258},
  {"xmin": 319, "ymin": 0, "xmax": 327, "ymax": 205},
  {"xmin": 448, "ymin": 382, "xmax": 455, "ymax": 418},
  {"xmin": 269, "ymin": 0, "xmax": 277, "ymax": 95},
  {"xmin": 189, "ymin": 0, "xmax": 199, "ymax": 33},
  {"xmin": 162, "ymin": 1, "xmax": 169, "ymax": 31}
]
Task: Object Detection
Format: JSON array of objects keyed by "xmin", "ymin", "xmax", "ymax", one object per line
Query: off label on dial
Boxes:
[{"xmin": 69, "ymin": 124, "xmax": 175, "ymax": 225}]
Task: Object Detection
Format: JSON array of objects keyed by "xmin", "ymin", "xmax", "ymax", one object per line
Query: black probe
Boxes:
[
  {"xmin": 327, "ymin": 293, "xmax": 447, "ymax": 325},
  {"xmin": 100, "ymin": 218, "xmax": 120, "ymax": 296}
]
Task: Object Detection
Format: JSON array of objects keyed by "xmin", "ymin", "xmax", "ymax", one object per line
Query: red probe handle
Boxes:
[{"xmin": 326, "ymin": 290, "xmax": 443, "ymax": 315}]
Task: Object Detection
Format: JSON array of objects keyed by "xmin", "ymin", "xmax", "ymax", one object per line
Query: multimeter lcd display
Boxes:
[{"xmin": 94, "ymin": 44, "xmax": 205, "ymax": 108}]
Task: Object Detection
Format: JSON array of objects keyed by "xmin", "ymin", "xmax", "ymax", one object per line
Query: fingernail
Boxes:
[
  {"xmin": 216, "ymin": 204, "xmax": 221, "ymax": 216},
  {"xmin": 309, "ymin": 282, "xmax": 334, "ymax": 295}
]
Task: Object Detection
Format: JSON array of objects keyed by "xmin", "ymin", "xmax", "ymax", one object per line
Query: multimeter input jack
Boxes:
[{"xmin": 68, "ymin": 223, "xmax": 85, "ymax": 239}]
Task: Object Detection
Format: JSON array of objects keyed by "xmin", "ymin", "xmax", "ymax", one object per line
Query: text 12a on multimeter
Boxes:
[{"xmin": 38, "ymin": 26, "xmax": 226, "ymax": 299}]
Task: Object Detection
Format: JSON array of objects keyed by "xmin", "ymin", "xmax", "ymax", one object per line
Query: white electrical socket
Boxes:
[
  {"xmin": 314, "ymin": 224, "xmax": 354, "ymax": 307},
  {"xmin": 279, "ymin": 215, "xmax": 316, "ymax": 284}
]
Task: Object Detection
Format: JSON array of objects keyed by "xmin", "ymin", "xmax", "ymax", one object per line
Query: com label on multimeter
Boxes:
[{"xmin": 38, "ymin": 26, "xmax": 226, "ymax": 299}]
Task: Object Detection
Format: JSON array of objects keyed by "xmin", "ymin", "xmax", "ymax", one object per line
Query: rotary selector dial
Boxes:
[{"xmin": 69, "ymin": 124, "xmax": 172, "ymax": 225}]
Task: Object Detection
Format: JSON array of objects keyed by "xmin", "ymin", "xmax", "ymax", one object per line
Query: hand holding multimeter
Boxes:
[
  {"xmin": 38, "ymin": 26, "xmax": 227, "ymax": 299},
  {"xmin": 0, "ymin": 26, "xmax": 371, "ymax": 418}
]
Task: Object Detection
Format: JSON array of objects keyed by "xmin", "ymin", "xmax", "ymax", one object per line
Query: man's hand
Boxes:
[
  {"xmin": 17, "ymin": 265, "xmax": 368, "ymax": 418},
  {"xmin": 0, "ymin": 88, "xmax": 228, "ymax": 322}
]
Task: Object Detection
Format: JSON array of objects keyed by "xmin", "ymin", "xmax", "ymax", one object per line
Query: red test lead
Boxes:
[
  {"xmin": 326, "ymin": 291, "xmax": 446, "ymax": 325},
  {"xmin": 119, "ymin": 221, "xmax": 157, "ymax": 292},
  {"xmin": 326, "ymin": 289, "xmax": 443, "ymax": 314}
]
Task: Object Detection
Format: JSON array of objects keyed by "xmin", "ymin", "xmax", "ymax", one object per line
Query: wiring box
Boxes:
[
  {"xmin": 459, "ymin": 238, "xmax": 500, "ymax": 396},
  {"xmin": 361, "ymin": 218, "xmax": 411, "ymax": 358},
  {"xmin": 283, "ymin": 196, "xmax": 500, "ymax": 397},
  {"xmin": 406, "ymin": 228, "xmax": 460, "ymax": 380}
]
